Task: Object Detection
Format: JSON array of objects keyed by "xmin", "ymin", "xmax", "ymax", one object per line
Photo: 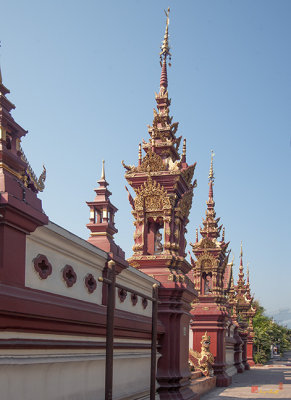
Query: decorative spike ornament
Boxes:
[
  {"xmin": 196, "ymin": 228, "xmax": 198, "ymax": 243},
  {"xmin": 182, "ymin": 138, "xmax": 186, "ymax": 156},
  {"xmin": 181, "ymin": 138, "xmax": 187, "ymax": 163},
  {"xmin": 237, "ymin": 241, "xmax": 246, "ymax": 289},
  {"xmin": 101, "ymin": 159, "xmax": 105, "ymax": 180},
  {"xmin": 138, "ymin": 143, "xmax": 142, "ymax": 165}
]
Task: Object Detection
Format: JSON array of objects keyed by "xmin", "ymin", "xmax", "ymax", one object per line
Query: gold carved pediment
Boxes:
[
  {"xmin": 196, "ymin": 252, "xmax": 217, "ymax": 272},
  {"xmin": 134, "ymin": 176, "xmax": 171, "ymax": 213}
]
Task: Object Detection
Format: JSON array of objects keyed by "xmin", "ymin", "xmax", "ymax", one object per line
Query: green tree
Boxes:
[{"xmin": 252, "ymin": 301, "xmax": 291, "ymax": 364}]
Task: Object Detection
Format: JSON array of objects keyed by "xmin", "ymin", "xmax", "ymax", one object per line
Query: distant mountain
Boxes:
[{"xmin": 266, "ymin": 308, "xmax": 291, "ymax": 328}]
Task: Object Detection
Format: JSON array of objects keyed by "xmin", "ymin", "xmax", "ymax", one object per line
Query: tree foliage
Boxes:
[{"xmin": 253, "ymin": 300, "xmax": 291, "ymax": 364}]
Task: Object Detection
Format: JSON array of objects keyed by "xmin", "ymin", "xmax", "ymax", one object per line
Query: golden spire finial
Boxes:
[
  {"xmin": 247, "ymin": 262, "xmax": 249, "ymax": 282},
  {"xmin": 160, "ymin": 7, "xmax": 172, "ymax": 66},
  {"xmin": 208, "ymin": 150, "xmax": 215, "ymax": 183},
  {"xmin": 101, "ymin": 159, "xmax": 105, "ymax": 180},
  {"xmin": 240, "ymin": 241, "xmax": 243, "ymax": 258}
]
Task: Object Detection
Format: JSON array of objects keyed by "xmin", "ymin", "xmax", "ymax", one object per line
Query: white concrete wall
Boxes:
[
  {"xmin": 20, "ymin": 221, "xmax": 160, "ymax": 399},
  {"xmin": 0, "ymin": 333, "xmax": 157, "ymax": 400},
  {"xmin": 26, "ymin": 221, "xmax": 155, "ymax": 317}
]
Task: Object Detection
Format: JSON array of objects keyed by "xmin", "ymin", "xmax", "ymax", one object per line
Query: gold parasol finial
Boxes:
[
  {"xmin": 208, "ymin": 150, "xmax": 215, "ymax": 183},
  {"xmin": 160, "ymin": 7, "xmax": 172, "ymax": 66}
]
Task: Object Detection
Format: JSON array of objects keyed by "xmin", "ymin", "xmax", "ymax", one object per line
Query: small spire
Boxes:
[
  {"xmin": 196, "ymin": 228, "xmax": 198, "ymax": 242},
  {"xmin": 247, "ymin": 262, "xmax": 250, "ymax": 284},
  {"xmin": 182, "ymin": 138, "xmax": 186, "ymax": 156},
  {"xmin": 160, "ymin": 8, "xmax": 171, "ymax": 66},
  {"xmin": 208, "ymin": 150, "xmax": 215, "ymax": 201},
  {"xmin": 181, "ymin": 138, "xmax": 186, "ymax": 163},
  {"xmin": 101, "ymin": 160, "xmax": 105, "ymax": 180},
  {"xmin": 222, "ymin": 227, "xmax": 225, "ymax": 242},
  {"xmin": 138, "ymin": 143, "xmax": 142, "ymax": 165},
  {"xmin": 238, "ymin": 241, "xmax": 245, "ymax": 285}
]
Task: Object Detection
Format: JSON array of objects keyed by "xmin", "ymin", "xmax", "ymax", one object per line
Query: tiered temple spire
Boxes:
[
  {"xmin": 122, "ymin": 9, "xmax": 198, "ymax": 397},
  {"xmin": 189, "ymin": 153, "xmax": 231, "ymax": 385},
  {"xmin": 190, "ymin": 151, "xmax": 229, "ymax": 297},
  {"xmin": 199, "ymin": 151, "xmax": 223, "ymax": 240}
]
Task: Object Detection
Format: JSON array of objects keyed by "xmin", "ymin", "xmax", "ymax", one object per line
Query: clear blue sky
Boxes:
[{"xmin": 1, "ymin": 1, "xmax": 290, "ymax": 324}]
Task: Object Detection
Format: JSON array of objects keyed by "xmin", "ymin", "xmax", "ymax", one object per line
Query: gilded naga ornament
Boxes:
[{"xmin": 189, "ymin": 331, "xmax": 214, "ymax": 377}]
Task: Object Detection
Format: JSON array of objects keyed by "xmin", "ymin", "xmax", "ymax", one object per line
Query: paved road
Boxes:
[{"xmin": 201, "ymin": 352, "xmax": 291, "ymax": 399}]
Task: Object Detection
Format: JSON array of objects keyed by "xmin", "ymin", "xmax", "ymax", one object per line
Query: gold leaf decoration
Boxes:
[
  {"xmin": 134, "ymin": 176, "xmax": 171, "ymax": 212},
  {"xmin": 138, "ymin": 149, "xmax": 166, "ymax": 173}
]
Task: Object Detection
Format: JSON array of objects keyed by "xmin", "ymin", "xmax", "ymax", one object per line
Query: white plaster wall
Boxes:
[
  {"xmin": 0, "ymin": 346, "xmax": 159, "ymax": 400},
  {"xmin": 25, "ymin": 222, "xmax": 106, "ymax": 305},
  {"xmin": 26, "ymin": 221, "xmax": 157, "ymax": 317}
]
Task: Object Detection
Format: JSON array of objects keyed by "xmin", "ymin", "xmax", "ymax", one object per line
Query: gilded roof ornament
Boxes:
[
  {"xmin": 20, "ymin": 145, "xmax": 46, "ymax": 192},
  {"xmin": 208, "ymin": 150, "xmax": 215, "ymax": 183},
  {"xmin": 160, "ymin": 7, "xmax": 172, "ymax": 67}
]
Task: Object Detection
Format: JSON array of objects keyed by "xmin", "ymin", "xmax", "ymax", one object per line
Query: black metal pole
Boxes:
[
  {"xmin": 150, "ymin": 283, "xmax": 158, "ymax": 400},
  {"xmin": 105, "ymin": 260, "xmax": 116, "ymax": 400}
]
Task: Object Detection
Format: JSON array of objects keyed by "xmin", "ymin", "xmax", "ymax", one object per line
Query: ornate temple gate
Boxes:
[{"xmin": 99, "ymin": 260, "xmax": 159, "ymax": 400}]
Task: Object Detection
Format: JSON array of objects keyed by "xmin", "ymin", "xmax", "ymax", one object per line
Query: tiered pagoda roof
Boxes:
[{"xmin": 123, "ymin": 8, "xmax": 197, "ymax": 274}]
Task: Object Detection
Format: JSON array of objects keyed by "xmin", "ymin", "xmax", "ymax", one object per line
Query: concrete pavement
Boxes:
[{"xmin": 201, "ymin": 352, "xmax": 291, "ymax": 399}]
